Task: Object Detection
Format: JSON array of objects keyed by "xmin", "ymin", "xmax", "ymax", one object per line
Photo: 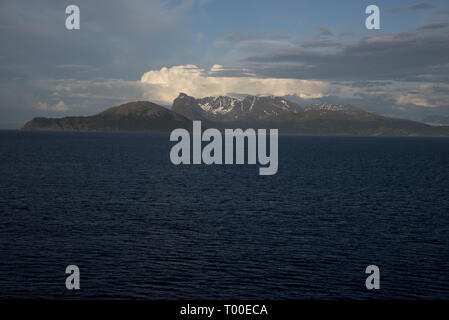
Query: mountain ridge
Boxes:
[
  {"xmin": 21, "ymin": 94, "xmax": 449, "ymax": 136},
  {"xmin": 171, "ymin": 93, "xmax": 449, "ymax": 136},
  {"xmin": 173, "ymin": 92, "xmax": 303, "ymax": 122},
  {"xmin": 22, "ymin": 101, "xmax": 191, "ymax": 133}
]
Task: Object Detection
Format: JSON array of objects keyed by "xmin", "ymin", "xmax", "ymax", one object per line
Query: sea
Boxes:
[{"xmin": 0, "ymin": 130, "xmax": 448, "ymax": 299}]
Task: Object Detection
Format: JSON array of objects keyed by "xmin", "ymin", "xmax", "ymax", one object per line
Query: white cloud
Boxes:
[
  {"xmin": 31, "ymin": 65, "xmax": 449, "ymax": 114},
  {"xmin": 394, "ymin": 83, "xmax": 449, "ymax": 107},
  {"xmin": 37, "ymin": 100, "xmax": 70, "ymax": 111},
  {"xmin": 140, "ymin": 64, "xmax": 334, "ymax": 103},
  {"xmin": 395, "ymin": 94, "xmax": 436, "ymax": 107}
]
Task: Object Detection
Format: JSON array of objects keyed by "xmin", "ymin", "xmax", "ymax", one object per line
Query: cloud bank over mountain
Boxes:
[{"xmin": 139, "ymin": 64, "xmax": 333, "ymax": 103}]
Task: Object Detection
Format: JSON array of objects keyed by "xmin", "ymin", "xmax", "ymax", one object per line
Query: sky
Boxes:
[{"xmin": 1, "ymin": 0, "xmax": 449, "ymax": 128}]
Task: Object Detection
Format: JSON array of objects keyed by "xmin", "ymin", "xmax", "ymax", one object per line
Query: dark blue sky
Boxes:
[{"xmin": 1, "ymin": 0, "xmax": 449, "ymax": 128}]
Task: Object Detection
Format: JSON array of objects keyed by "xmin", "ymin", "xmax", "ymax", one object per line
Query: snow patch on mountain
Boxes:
[
  {"xmin": 172, "ymin": 93, "xmax": 363, "ymax": 122},
  {"xmin": 304, "ymin": 103, "xmax": 359, "ymax": 112}
]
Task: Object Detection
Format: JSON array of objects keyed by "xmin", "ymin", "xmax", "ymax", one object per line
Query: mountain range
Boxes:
[
  {"xmin": 22, "ymin": 93, "xmax": 449, "ymax": 136},
  {"xmin": 172, "ymin": 93, "xmax": 303, "ymax": 121}
]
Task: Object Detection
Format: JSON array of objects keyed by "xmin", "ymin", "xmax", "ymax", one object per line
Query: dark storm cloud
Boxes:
[
  {"xmin": 385, "ymin": 2, "xmax": 437, "ymax": 13},
  {"xmin": 242, "ymin": 31, "xmax": 449, "ymax": 82}
]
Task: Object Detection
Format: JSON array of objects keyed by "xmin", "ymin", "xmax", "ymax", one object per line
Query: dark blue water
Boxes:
[{"xmin": 1, "ymin": 130, "xmax": 449, "ymax": 299}]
